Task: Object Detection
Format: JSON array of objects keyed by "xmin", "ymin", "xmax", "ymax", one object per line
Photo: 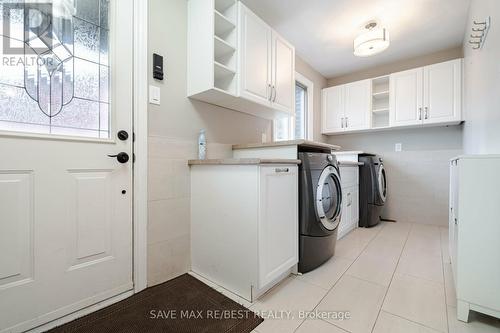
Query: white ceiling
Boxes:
[{"xmin": 242, "ymin": 0, "xmax": 471, "ymax": 78}]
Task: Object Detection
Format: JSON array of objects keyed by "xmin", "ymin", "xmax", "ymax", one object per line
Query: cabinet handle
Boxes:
[
  {"xmin": 272, "ymin": 86, "xmax": 277, "ymax": 102},
  {"xmin": 345, "ymin": 117, "xmax": 349, "ymax": 128},
  {"xmin": 275, "ymin": 167, "xmax": 289, "ymax": 173},
  {"xmin": 268, "ymin": 84, "xmax": 272, "ymax": 101},
  {"xmin": 418, "ymin": 107, "xmax": 422, "ymax": 120},
  {"xmin": 341, "ymin": 117, "xmax": 344, "ymax": 128},
  {"xmin": 424, "ymin": 107, "xmax": 429, "ymax": 119}
]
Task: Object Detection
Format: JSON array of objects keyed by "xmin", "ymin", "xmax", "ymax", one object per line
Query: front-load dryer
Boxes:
[
  {"xmin": 298, "ymin": 152, "xmax": 342, "ymax": 273},
  {"xmin": 358, "ymin": 154, "xmax": 387, "ymax": 227}
]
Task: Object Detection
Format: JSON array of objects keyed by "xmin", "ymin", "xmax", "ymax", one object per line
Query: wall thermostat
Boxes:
[{"xmin": 153, "ymin": 53, "xmax": 164, "ymax": 80}]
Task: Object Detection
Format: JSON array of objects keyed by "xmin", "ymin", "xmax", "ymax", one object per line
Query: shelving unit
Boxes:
[
  {"xmin": 188, "ymin": 0, "xmax": 294, "ymax": 119},
  {"xmin": 371, "ymin": 76, "xmax": 390, "ymax": 128},
  {"xmin": 213, "ymin": 0, "xmax": 237, "ymax": 94}
]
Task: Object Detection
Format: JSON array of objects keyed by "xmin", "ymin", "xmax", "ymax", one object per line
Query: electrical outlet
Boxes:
[{"xmin": 395, "ymin": 143, "xmax": 402, "ymax": 152}]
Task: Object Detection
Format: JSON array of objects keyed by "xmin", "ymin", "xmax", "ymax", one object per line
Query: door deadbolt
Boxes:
[{"xmin": 117, "ymin": 130, "xmax": 129, "ymax": 141}]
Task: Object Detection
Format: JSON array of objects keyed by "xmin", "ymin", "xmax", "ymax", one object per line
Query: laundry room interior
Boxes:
[{"xmin": 0, "ymin": 0, "xmax": 499, "ymax": 333}]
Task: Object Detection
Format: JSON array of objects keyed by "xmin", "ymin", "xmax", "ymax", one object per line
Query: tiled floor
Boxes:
[{"xmin": 245, "ymin": 222, "xmax": 500, "ymax": 333}]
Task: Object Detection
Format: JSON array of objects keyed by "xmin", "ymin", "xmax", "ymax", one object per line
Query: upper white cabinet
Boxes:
[
  {"xmin": 423, "ymin": 60, "xmax": 462, "ymax": 124},
  {"xmin": 344, "ymin": 80, "xmax": 372, "ymax": 130},
  {"xmin": 390, "ymin": 68, "xmax": 423, "ymax": 127},
  {"xmin": 239, "ymin": 5, "xmax": 271, "ymax": 106},
  {"xmin": 322, "ymin": 86, "xmax": 344, "ymax": 133},
  {"xmin": 271, "ymin": 33, "xmax": 295, "ymax": 112},
  {"xmin": 390, "ymin": 59, "xmax": 462, "ymax": 127},
  {"xmin": 239, "ymin": 4, "xmax": 295, "ymax": 114},
  {"xmin": 322, "ymin": 59, "xmax": 463, "ymax": 135},
  {"xmin": 322, "ymin": 80, "xmax": 371, "ymax": 134},
  {"xmin": 187, "ymin": 0, "xmax": 295, "ymax": 119}
]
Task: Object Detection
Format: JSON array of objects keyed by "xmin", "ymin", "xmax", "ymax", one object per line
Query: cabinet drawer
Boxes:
[{"xmin": 339, "ymin": 166, "xmax": 358, "ymax": 187}]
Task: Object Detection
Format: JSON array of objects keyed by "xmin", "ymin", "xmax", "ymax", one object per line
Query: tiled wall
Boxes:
[
  {"xmin": 147, "ymin": 137, "xmax": 233, "ymax": 286},
  {"xmin": 381, "ymin": 150, "xmax": 461, "ymax": 226},
  {"xmin": 328, "ymin": 126, "xmax": 463, "ymax": 227}
]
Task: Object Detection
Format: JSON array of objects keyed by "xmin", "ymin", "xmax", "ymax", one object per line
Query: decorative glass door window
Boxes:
[{"xmin": 0, "ymin": 0, "xmax": 110, "ymax": 138}]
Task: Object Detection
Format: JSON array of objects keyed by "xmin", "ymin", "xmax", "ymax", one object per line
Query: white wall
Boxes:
[
  {"xmin": 462, "ymin": 0, "xmax": 500, "ymax": 154},
  {"xmin": 328, "ymin": 126, "xmax": 462, "ymax": 227},
  {"xmin": 147, "ymin": 0, "xmax": 272, "ymax": 286}
]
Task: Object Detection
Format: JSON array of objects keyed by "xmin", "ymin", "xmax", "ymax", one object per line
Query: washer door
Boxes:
[
  {"xmin": 316, "ymin": 166, "xmax": 342, "ymax": 231},
  {"xmin": 378, "ymin": 164, "xmax": 387, "ymax": 203}
]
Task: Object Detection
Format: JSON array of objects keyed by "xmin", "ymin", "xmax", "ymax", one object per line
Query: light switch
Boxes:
[
  {"xmin": 149, "ymin": 85, "xmax": 160, "ymax": 105},
  {"xmin": 395, "ymin": 143, "xmax": 402, "ymax": 152}
]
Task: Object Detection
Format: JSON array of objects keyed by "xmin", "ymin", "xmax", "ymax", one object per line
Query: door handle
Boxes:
[{"xmin": 108, "ymin": 152, "xmax": 130, "ymax": 164}]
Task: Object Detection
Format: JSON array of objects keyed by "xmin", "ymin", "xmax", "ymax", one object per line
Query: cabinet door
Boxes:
[
  {"xmin": 271, "ymin": 32, "xmax": 295, "ymax": 113},
  {"xmin": 351, "ymin": 187, "xmax": 359, "ymax": 227},
  {"xmin": 390, "ymin": 68, "xmax": 423, "ymax": 127},
  {"xmin": 423, "ymin": 59, "xmax": 462, "ymax": 124},
  {"xmin": 338, "ymin": 189, "xmax": 352, "ymax": 239},
  {"xmin": 449, "ymin": 159, "xmax": 459, "ymax": 280},
  {"xmin": 344, "ymin": 80, "xmax": 371, "ymax": 131},
  {"xmin": 258, "ymin": 166, "xmax": 298, "ymax": 288},
  {"xmin": 322, "ymin": 86, "xmax": 344, "ymax": 133},
  {"xmin": 239, "ymin": 4, "xmax": 272, "ymax": 106}
]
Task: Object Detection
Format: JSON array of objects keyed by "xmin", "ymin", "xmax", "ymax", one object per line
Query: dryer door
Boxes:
[
  {"xmin": 316, "ymin": 166, "xmax": 342, "ymax": 231},
  {"xmin": 378, "ymin": 164, "xmax": 387, "ymax": 203}
]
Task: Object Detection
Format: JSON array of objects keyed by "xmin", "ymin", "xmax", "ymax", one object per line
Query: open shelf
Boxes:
[
  {"xmin": 372, "ymin": 90, "xmax": 389, "ymax": 99},
  {"xmin": 214, "ymin": 61, "xmax": 236, "ymax": 78},
  {"xmin": 214, "ymin": 36, "xmax": 235, "ymax": 58},
  {"xmin": 215, "ymin": 0, "xmax": 236, "ymax": 14},
  {"xmin": 372, "ymin": 112, "xmax": 390, "ymax": 128},
  {"xmin": 214, "ymin": 10, "xmax": 236, "ymax": 38}
]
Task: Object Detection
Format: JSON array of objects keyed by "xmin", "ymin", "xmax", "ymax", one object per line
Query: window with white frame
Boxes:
[{"xmin": 274, "ymin": 72, "xmax": 314, "ymax": 141}]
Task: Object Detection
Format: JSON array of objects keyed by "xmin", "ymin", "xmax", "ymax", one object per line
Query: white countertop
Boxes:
[
  {"xmin": 232, "ymin": 140, "xmax": 341, "ymax": 151},
  {"xmin": 188, "ymin": 158, "xmax": 302, "ymax": 166},
  {"xmin": 333, "ymin": 151, "xmax": 364, "ymax": 155}
]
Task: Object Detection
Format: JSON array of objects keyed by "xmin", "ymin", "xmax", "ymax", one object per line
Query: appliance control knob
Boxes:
[{"xmin": 327, "ymin": 155, "xmax": 334, "ymax": 162}]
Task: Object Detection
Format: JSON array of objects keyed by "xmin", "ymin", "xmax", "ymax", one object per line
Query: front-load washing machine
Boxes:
[
  {"xmin": 358, "ymin": 154, "xmax": 387, "ymax": 227},
  {"xmin": 298, "ymin": 152, "xmax": 342, "ymax": 273}
]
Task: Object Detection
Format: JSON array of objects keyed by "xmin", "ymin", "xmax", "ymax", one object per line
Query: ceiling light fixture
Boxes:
[{"xmin": 353, "ymin": 22, "xmax": 390, "ymax": 57}]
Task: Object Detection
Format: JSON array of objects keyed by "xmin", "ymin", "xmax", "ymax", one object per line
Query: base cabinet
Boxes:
[
  {"xmin": 449, "ymin": 155, "xmax": 500, "ymax": 322},
  {"xmin": 334, "ymin": 152, "xmax": 362, "ymax": 239},
  {"xmin": 190, "ymin": 164, "xmax": 298, "ymax": 302}
]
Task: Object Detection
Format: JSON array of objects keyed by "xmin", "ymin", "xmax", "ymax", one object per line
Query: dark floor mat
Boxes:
[{"xmin": 46, "ymin": 274, "xmax": 263, "ymax": 333}]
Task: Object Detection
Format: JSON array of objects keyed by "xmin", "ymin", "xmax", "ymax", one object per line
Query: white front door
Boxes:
[{"xmin": 0, "ymin": 0, "xmax": 134, "ymax": 331}]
